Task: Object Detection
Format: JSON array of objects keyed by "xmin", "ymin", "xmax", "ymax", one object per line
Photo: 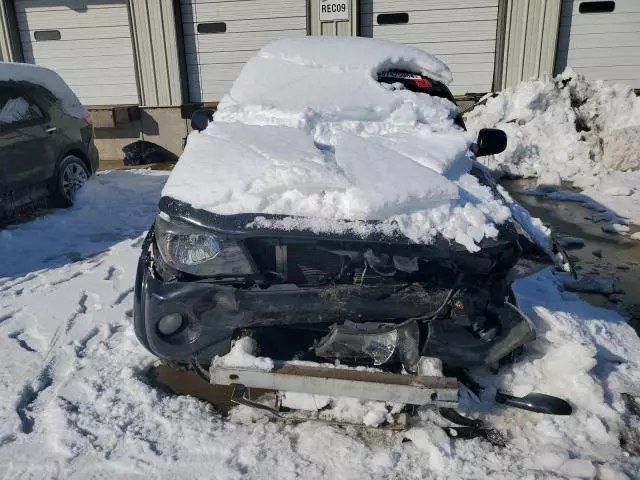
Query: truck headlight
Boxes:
[{"xmin": 155, "ymin": 215, "xmax": 254, "ymax": 277}]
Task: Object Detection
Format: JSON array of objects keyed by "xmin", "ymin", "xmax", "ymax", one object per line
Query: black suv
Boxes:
[{"xmin": 0, "ymin": 76, "xmax": 98, "ymax": 220}]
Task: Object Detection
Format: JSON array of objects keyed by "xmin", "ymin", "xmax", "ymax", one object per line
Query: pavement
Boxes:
[{"xmin": 504, "ymin": 179, "xmax": 640, "ymax": 333}]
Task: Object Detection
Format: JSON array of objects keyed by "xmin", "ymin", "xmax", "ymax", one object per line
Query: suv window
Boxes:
[{"xmin": 0, "ymin": 89, "xmax": 44, "ymax": 126}]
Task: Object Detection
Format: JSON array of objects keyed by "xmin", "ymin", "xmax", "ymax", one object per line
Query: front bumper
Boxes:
[
  {"xmin": 134, "ymin": 231, "xmax": 449, "ymax": 364},
  {"xmin": 134, "ymin": 230, "xmax": 535, "ymax": 367}
]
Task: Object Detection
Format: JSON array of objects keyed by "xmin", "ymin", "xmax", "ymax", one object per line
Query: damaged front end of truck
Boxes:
[{"xmin": 133, "ymin": 171, "xmax": 573, "ymax": 433}]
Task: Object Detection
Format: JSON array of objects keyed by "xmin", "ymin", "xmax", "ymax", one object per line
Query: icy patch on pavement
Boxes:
[
  {"xmin": 553, "ymin": 272, "xmax": 617, "ymax": 295},
  {"xmin": 466, "ymin": 70, "xmax": 640, "ymax": 231},
  {"xmin": 1, "ymin": 173, "xmax": 640, "ymax": 478}
]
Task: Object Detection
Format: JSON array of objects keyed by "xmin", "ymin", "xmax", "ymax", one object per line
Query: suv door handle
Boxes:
[{"xmin": 46, "ymin": 127, "xmax": 57, "ymax": 134}]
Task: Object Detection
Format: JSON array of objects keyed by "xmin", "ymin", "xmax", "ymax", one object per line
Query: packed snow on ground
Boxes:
[
  {"xmin": 465, "ymin": 69, "xmax": 640, "ymax": 235},
  {"xmin": 163, "ymin": 37, "xmax": 534, "ymax": 253},
  {"xmin": 0, "ymin": 61, "xmax": 88, "ymax": 119},
  {"xmin": 1, "ymin": 170, "xmax": 640, "ymax": 479}
]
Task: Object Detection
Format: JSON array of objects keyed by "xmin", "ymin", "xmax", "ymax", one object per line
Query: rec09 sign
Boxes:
[{"xmin": 319, "ymin": 0, "xmax": 350, "ymax": 21}]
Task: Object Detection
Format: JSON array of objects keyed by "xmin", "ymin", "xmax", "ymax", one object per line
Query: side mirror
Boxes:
[
  {"xmin": 191, "ymin": 108, "xmax": 215, "ymax": 132},
  {"xmin": 476, "ymin": 128, "xmax": 507, "ymax": 157}
]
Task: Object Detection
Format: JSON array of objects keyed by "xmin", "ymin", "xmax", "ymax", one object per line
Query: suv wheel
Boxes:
[{"xmin": 54, "ymin": 155, "xmax": 89, "ymax": 206}]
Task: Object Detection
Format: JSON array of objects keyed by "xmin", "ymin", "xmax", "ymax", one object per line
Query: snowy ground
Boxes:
[{"xmin": 1, "ymin": 171, "xmax": 639, "ymax": 479}]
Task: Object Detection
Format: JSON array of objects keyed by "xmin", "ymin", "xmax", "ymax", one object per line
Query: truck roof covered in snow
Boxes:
[
  {"xmin": 0, "ymin": 61, "xmax": 88, "ymax": 119},
  {"xmin": 216, "ymin": 37, "xmax": 453, "ymax": 119}
]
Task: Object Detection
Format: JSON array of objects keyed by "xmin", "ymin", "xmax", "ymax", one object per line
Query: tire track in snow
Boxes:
[
  {"xmin": 8, "ymin": 329, "xmax": 37, "ymax": 353},
  {"xmin": 114, "ymin": 288, "xmax": 134, "ymax": 306},
  {"xmin": 73, "ymin": 327, "xmax": 99, "ymax": 358},
  {"xmin": 0, "ymin": 308, "xmax": 22, "ymax": 326},
  {"xmin": 64, "ymin": 291, "xmax": 89, "ymax": 334},
  {"xmin": 15, "ymin": 363, "xmax": 54, "ymax": 434},
  {"xmin": 104, "ymin": 266, "xmax": 120, "ymax": 281}
]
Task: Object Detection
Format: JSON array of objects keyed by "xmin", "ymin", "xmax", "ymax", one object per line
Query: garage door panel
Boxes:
[
  {"xmin": 182, "ymin": 0, "xmax": 305, "ymax": 22},
  {"xmin": 361, "ymin": 23, "xmax": 497, "ymax": 43},
  {"xmin": 559, "ymin": 22, "xmax": 640, "ymax": 35},
  {"xmin": 182, "ymin": 17, "xmax": 306, "ymax": 36},
  {"xmin": 406, "ymin": 40, "xmax": 497, "ymax": 56},
  {"xmin": 15, "ymin": 0, "xmax": 128, "ymax": 12},
  {"xmin": 436, "ymin": 53, "xmax": 496, "ymax": 65},
  {"xmin": 571, "ymin": 65, "xmax": 640, "ymax": 80},
  {"xmin": 18, "ymin": 26, "xmax": 132, "ymax": 42},
  {"xmin": 360, "ymin": 0, "xmax": 498, "ymax": 13},
  {"xmin": 556, "ymin": 0, "xmax": 640, "ymax": 88},
  {"xmin": 21, "ymin": 38, "xmax": 137, "ymax": 58},
  {"xmin": 16, "ymin": 7, "xmax": 129, "ymax": 29},
  {"xmin": 196, "ymin": 65, "xmax": 246, "ymax": 83},
  {"xmin": 185, "ymin": 50, "xmax": 255, "ymax": 66},
  {"xmin": 558, "ymin": 45, "xmax": 639, "ymax": 60},
  {"xmin": 15, "ymin": 0, "xmax": 139, "ymax": 106},
  {"xmin": 566, "ymin": 55, "xmax": 640, "ymax": 68},
  {"xmin": 188, "ymin": 79, "xmax": 239, "ymax": 102},
  {"xmin": 361, "ymin": 1, "xmax": 498, "ymax": 94},
  {"xmin": 560, "ymin": 12, "xmax": 640, "ymax": 26},
  {"xmin": 561, "ymin": 31, "xmax": 640, "ymax": 49},
  {"xmin": 21, "ymin": 53, "xmax": 134, "ymax": 70},
  {"xmin": 362, "ymin": 21, "xmax": 496, "ymax": 37},
  {"xmin": 561, "ymin": 0, "xmax": 640, "ymax": 13},
  {"xmin": 360, "ymin": 7, "xmax": 497, "ymax": 26},
  {"xmin": 184, "ymin": 29, "xmax": 306, "ymax": 54},
  {"xmin": 182, "ymin": 0, "xmax": 309, "ymax": 102}
]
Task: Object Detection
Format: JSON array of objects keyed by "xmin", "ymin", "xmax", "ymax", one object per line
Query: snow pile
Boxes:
[
  {"xmin": 164, "ymin": 37, "xmax": 528, "ymax": 252},
  {"xmin": 466, "ymin": 69, "xmax": 640, "ymax": 232},
  {"xmin": 1, "ymin": 170, "xmax": 640, "ymax": 478},
  {"xmin": 1, "ymin": 61, "xmax": 88, "ymax": 119},
  {"xmin": 466, "ymin": 68, "xmax": 640, "ymax": 180}
]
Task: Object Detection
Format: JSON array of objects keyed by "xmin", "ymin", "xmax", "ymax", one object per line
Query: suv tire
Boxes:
[{"xmin": 53, "ymin": 155, "xmax": 90, "ymax": 207}]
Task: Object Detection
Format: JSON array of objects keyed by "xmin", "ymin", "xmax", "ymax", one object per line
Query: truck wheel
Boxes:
[{"xmin": 54, "ymin": 155, "xmax": 89, "ymax": 206}]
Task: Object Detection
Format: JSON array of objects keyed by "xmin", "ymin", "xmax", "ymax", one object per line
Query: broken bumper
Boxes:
[
  {"xmin": 211, "ymin": 363, "xmax": 459, "ymax": 409},
  {"xmin": 134, "ymin": 233, "xmax": 448, "ymax": 365},
  {"xmin": 134, "ymin": 229, "xmax": 535, "ymax": 368}
]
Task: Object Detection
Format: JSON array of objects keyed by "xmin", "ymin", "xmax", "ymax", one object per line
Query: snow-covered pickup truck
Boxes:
[{"xmin": 134, "ymin": 37, "xmax": 571, "ymax": 427}]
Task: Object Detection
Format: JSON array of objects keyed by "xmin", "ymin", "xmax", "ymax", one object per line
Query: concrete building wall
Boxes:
[{"xmin": 497, "ymin": 0, "xmax": 562, "ymax": 90}]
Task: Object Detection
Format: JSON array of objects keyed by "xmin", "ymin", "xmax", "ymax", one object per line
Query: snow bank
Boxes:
[
  {"xmin": 466, "ymin": 69, "xmax": 640, "ymax": 181},
  {"xmin": 1, "ymin": 61, "xmax": 88, "ymax": 119},
  {"xmin": 164, "ymin": 38, "xmax": 527, "ymax": 252}
]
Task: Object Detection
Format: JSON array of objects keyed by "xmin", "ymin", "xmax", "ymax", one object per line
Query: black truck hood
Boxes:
[{"xmin": 159, "ymin": 196, "xmax": 521, "ymax": 255}]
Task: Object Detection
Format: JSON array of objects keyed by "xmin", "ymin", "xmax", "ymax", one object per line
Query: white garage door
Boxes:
[
  {"xmin": 555, "ymin": 0, "xmax": 640, "ymax": 88},
  {"xmin": 181, "ymin": 0, "xmax": 308, "ymax": 103},
  {"xmin": 360, "ymin": 0, "xmax": 499, "ymax": 95},
  {"xmin": 15, "ymin": 0, "xmax": 139, "ymax": 106}
]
